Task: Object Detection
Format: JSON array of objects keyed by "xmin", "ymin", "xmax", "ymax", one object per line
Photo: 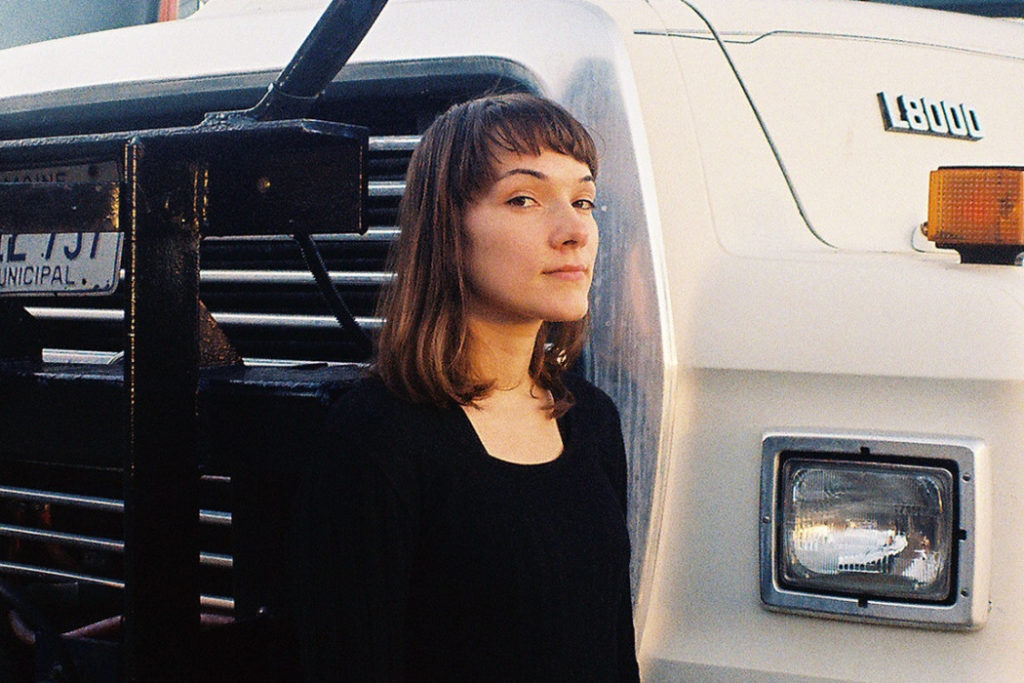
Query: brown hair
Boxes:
[{"xmin": 373, "ymin": 93, "xmax": 599, "ymax": 416}]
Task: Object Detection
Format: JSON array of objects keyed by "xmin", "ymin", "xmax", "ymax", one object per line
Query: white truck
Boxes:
[{"xmin": 0, "ymin": 0, "xmax": 1022, "ymax": 680}]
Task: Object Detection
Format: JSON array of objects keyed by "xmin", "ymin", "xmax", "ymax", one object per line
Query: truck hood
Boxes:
[{"xmin": 683, "ymin": 0, "xmax": 1024, "ymax": 253}]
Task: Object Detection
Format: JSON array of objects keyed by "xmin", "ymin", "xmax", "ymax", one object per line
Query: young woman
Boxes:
[{"xmin": 293, "ymin": 93, "xmax": 639, "ymax": 681}]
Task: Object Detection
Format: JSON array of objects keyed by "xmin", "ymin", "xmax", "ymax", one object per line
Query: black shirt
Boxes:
[{"xmin": 292, "ymin": 374, "xmax": 639, "ymax": 682}]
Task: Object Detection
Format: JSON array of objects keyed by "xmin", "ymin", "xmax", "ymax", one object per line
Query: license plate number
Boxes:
[{"xmin": 0, "ymin": 162, "xmax": 122, "ymax": 296}]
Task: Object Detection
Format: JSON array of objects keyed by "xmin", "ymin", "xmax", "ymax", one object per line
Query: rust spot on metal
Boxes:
[{"xmin": 199, "ymin": 300, "xmax": 242, "ymax": 368}]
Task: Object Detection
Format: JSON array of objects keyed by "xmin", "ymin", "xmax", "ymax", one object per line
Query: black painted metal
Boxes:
[
  {"xmin": 0, "ymin": 182, "xmax": 118, "ymax": 235},
  {"xmin": 0, "ymin": 121, "xmax": 365, "ymax": 238},
  {"xmin": 0, "ymin": 120, "xmax": 365, "ymax": 682},
  {"xmin": 0, "ymin": 0, "xmax": 379, "ymax": 677},
  {"xmin": 0, "ymin": 577, "xmax": 81, "ymax": 682},
  {"xmin": 245, "ymin": 0, "xmax": 390, "ymax": 122},
  {"xmin": 0, "ymin": 302, "xmax": 41, "ymax": 361},
  {"xmin": 121, "ymin": 141, "xmax": 203, "ymax": 682},
  {"xmin": 0, "ymin": 363, "xmax": 361, "ymax": 471},
  {"xmin": 293, "ymin": 232, "xmax": 373, "ymax": 359}
]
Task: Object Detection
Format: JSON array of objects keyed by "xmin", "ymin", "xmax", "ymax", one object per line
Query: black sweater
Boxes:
[{"xmin": 292, "ymin": 373, "xmax": 640, "ymax": 682}]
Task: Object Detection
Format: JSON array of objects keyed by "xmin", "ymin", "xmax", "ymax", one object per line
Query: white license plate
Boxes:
[{"xmin": 0, "ymin": 162, "xmax": 122, "ymax": 296}]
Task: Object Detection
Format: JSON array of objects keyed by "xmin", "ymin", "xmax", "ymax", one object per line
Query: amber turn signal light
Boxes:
[{"xmin": 925, "ymin": 167, "xmax": 1024, "ymax": 264}]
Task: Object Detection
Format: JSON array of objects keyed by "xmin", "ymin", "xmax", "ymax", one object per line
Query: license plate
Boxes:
[{"xmin": 0, "ymin": 162, "xmax": 122, "ymax": 296}]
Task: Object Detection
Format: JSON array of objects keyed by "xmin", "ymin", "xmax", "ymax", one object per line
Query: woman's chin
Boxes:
[{"xmin": 544, "ymin": 303, "xmax": 590, "ymax": 323}]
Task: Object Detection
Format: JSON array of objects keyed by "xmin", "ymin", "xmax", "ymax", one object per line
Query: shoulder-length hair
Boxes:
[{"xmin": 373, "ymin": 93, "xmax": 599, "ymax": 417}]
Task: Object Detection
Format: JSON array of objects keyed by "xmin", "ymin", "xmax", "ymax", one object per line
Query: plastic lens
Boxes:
[
  {"xmin": 779, "ymin": 459, "xmax": 955, "ymax": 602},
  {"xmin": 927, "ymin": 167, "xmax": 1024, "ymax": 246}
]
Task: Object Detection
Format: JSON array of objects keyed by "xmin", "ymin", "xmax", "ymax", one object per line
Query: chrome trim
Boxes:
[
  {"xmin": 0, "ymin": 485, "xmax": 122, "ymax": 513},
  {"xmin": 40, "ymin": 349, "xmax": 361, "ymax": 367},
  {"xmin": 200, "ymin": 595, "xmax": 235, "ymax": 611},
  {"xmin": 200, "ymin": 552, "xmax": 234, "ymax": 570},
  {"xmin": 200, "ymin": 269, "xmax": 393, "ymax": 286},
  {"xmin": 238, "ymin": 357, "xmax": 332, "ymax": 367},
  {"xmin": 24, "ymin": 308, "xmax": 121, "ymax": 323},
  {"xmin": 213, "ymin": 312, "xmax": 383, "ymax": 330},
  {"xmin": 368, "ymin": 180, "xmax": 405, "ymax": 198},
  {"xmin": 0, "ymin": 525, "xmax": 233, "ymax": 569},
  {"xmin": 0, "ymin": 561, "xmax": 236, "ymax": 611},
  {"xmin": 0, "ymin": 523, "xmax": 123, "ymax": 553},
  {"xmin": 550, "ymin": 14, "xmax": 672, "ymax": 638},
  {"xmin": 201, "ymin": 227, "xmax": 400, "ymax": 242},
  {"xmin": 25, "ymin": 308, "xmax": 383, "ymax": 331},
  {"xmin": 759, "ymin": 430, "xmax": 990, "ymax": 630},
  {"xmin": 41, "ymin": 349, "xmax": 124, "ymax": 365},
  {"xmin": 0, "ymin": 485, "xmax": 232, "ymax": 526},
  {"xmin": 0, "ymin": 561, "xmax": 125, "ymax": 590},
  {"xmin": 199, "ymin": 510, "xmax": 232, "ymax": 527},
  {"xmin": 368, "ymin": 135, "xmax": 421, "ymax": 152}
]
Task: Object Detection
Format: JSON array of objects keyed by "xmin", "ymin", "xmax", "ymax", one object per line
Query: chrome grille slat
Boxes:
[
  {"xmin": 0, "ymin": 484, "xmax": 232, "ymax": 526},
  {"xmin": 201, "ymin": 227, "xmax": 401, "ymax": 243},
  {"xmin": 40, "ymin": 349, "xmax": 358, "ymax": 368},
  {"xmin": 0, "ymin": 562, "xmax": 235, "ymax": 611},
  {"xmin": 200, "ymin": 552, "xmax": 234, "ymax": 570},
  {"xmin": 40, "ymin": 349, "xmax": 124, "ymax": 365},
  {"xmin": 214, "ymin": 312, "xmax": 384, "ymax": 330},
  {"xmin": 0, "ymin": 485, "xmax": 123, "ymax": 513},
  {"xmin": 201, "ymin": 269, "xmax": 393, "ymax": 286},
  {"xmin": 0, "ymin": 523, "xmax": 124, "ymax": 553},
  {"xmin": 200, "ymin": 595, "xmax": 235, "ymax": 611},
  {"xmin": 199, "ymin": 510, "xmax": 232, "ymax": 527},
  {"xmin": 369, "ymin": 134, "xmax": 420, "ymax": 152},
  {"xmin": 0, "ymin": 524, "xmax": 233, "ymax": 570},
  {"xmin": 369, "ymin": 179, "xmax": 405, "ymax": 197},
  {"xmin": 25, "ymin": 307, "xmax": 384, "ymax": 331},
  {"xmin": 0, "ymin": 561, "xmax": 125, "ymax": 590}
]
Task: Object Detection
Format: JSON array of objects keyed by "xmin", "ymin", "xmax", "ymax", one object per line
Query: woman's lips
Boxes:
[{"xmin": 544, "ymin": 265, "xmax": 588, "ymax": 281}]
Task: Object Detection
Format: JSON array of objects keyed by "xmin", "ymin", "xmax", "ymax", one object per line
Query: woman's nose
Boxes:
[{"xmin": 550, "ymin": 203, "xmax": 593, "ymax": 248}]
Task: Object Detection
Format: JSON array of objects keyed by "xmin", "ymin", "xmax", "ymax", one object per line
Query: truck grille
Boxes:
[
  {"xmin": 0, "ymin": 475, "xmax": 232, "ymax": 614},
  {"xmin": 0, "ymin": 463, "xmax": 234, "ymax": 627},
  {"xmin": 22, "ymin": 133, "xmax": 415, "ymax": 365},
  {"xmin": 0, "ymin": 65, "xmax": 536, "ymax": 651}
]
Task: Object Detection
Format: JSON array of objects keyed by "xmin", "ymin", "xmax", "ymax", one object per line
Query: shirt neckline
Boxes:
[{"xmin": 451, "ymin": 405, "xmax": 575, "ymax": 471}]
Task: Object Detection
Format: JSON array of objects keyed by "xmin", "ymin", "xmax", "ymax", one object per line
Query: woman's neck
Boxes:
[
  {"xmin": 462, "ymin": 316, "xmax": 561, "ymax": 463},
  {"xmin": 465, "ymin": 316, "xmax": 542, "ymax": 394}
]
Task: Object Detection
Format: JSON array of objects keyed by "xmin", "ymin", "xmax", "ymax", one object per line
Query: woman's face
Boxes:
[{"xmin": 461, "ymin": 147, "xmax": 598, "ymax": 327}]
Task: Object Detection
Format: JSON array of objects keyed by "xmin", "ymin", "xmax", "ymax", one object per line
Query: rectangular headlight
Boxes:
[
  {"xmin": 780, "ymin": 459, "xmax": 954, "ymax": 602},
  {"xmin": 760, "ymin": 432, "xmax": 990, "ymax": 630}
]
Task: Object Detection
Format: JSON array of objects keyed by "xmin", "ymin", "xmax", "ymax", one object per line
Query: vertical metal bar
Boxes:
[{"xmin": 123, "ymin": 139, "xmax": 203, "ymax": 681}]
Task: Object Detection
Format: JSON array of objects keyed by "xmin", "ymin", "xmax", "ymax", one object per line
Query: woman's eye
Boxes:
[
  {"xmin": 574, "ymin": 198, "xmax": 596, "ymax": 211},
  {"xmin": 507, "ymin": 195, "xmax": 536, "ymax": 207}
]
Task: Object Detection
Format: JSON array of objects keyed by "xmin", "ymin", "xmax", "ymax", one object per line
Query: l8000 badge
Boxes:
[{"xmin": 878, "ymin": 92, "xmax": 982, "ymax": 140}]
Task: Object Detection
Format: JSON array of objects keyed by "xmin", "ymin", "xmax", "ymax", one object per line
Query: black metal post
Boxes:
[
  {"xmin": 122, "ymin": 140, "xmax": 203, "ymax": 682},
  {"xmin": 243, "ymin": 0, "xmax": 389, "ymax": 122}
]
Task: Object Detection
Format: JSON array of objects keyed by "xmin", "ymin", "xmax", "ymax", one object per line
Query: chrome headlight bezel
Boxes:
[{"xmin": 759, "ymin": 431, "xmax": 990, "ymax": 630}]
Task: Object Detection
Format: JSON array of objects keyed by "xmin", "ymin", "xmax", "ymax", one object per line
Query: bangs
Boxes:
[{"xmin": 452, "ymin": 94, "xmax": 599, "ymax": 203}]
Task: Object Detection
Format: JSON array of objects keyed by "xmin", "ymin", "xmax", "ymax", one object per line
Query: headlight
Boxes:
[
  {"xmin": 780, "ymin": 459, "xmax": 953, "ymax": 602},
  {"xmin": 760, "ymin": 432, "xmax": 990, "ymax": 630}
]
